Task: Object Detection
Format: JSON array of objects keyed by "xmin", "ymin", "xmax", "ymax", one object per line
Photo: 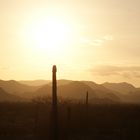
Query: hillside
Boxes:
[
  {"xmin": 1, "ymin": 79, "xmax": 140, "ymax": 104},
  {"xmin": 0, "ymin": 87, "xmax": 24, "ymax": 102},
  {"xmin": 102, "ymin": 82, "xmax": 136, "ymax": 94},
  {"xmin": 102, "ymin": 82, "xmax": 140, "ymax": 103},
  {"xmin": 19, "ymin": 80, "xmax": 50, "ymax": 86},
  {"xmin": 0, "ymin": 80, "xmax": 40, "ymax": 97},
  {"xmin": 47, "ymin": 79, "xmax": 73, "ymax": 86},
  {"xmin": 33, "ymin": 81, "xmax": 120, "ymax": 103},
  {"xmin": 82, "ymin": 81, "xmax": 119, "ymax": 99}
]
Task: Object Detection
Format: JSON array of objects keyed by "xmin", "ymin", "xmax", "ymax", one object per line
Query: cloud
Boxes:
[
  {"xmin": 79, "ymin": 34, "xmax": 113, "ymax": 47},
  {"xmin": 91, "ymin": 65, "xmax": 140, "ymax": 78},
  {"xmin": 79, "ymin": 38, "xmax": 104, "ymax": 46},
  {"xmin": 0, "ymin": 67, "xmax": 11, "ymax": 71},
  {"xmin": 103, "ymin": 35, "xmax": 113, "ymax": 41}
]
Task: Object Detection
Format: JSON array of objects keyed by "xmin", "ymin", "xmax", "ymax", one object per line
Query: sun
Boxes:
[
  {"xmin": 20, "ymin": 15, "xmax": 77, "ymax": 66},
  {"xmin": 23, "ymin": 16, "xmax": 72, "ymax": 55}
]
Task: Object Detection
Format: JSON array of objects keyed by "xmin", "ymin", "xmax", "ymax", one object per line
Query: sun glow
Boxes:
[{"xmin": 22, "ymin": 16, "xmax": 74, "ymax": 57}]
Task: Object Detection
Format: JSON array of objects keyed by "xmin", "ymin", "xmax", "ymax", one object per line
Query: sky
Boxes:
[{"xmin": 0, "ymin": 0, "xmax": 140, "ymax": 86}]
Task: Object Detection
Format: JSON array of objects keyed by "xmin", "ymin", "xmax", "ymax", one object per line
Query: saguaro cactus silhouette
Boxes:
[
  {"xmin": 51, "ymin": 65, "xmax": 58, "ymax": 140},
  {"xmin": 86, "ymin": 91, "xmax": 89, "ymax": 109},
  {"xmin": 85, "ymin": 91, "xmax": 89, "ymax": 135}
]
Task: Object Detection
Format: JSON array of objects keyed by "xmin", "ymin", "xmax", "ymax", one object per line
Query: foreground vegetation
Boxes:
[{"xmin": 0, "ymin": 99, "xmax": 140, "ymax": 140}]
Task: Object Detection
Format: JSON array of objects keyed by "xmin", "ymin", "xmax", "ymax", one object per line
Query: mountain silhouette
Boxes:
[
  {"xmin": 0, "ymin": 87, "xmax": 24, "ymax": 102},
  {"xmin": 19, "ymin": 80, "xmax": 51, "ymax": 86},
  {"xmin": 0, "ymin": 79, "xmax": 140, "ymax": 103},
  {"xmin": 0, "ymin": 80, "xmax": 40, "ymax": 98},
  {"xmin": 47, "ymin": 79, "xmax": 73, "ymax": 86},
  {"xmin": 33, "ymin": 81, "xmax": 120, "ymax": 103},
  {"xmin": 102, "ymin": 82, "xmax": 136, "ymax": 94},
  {"xmin": 82, "ymin": 81, "xmax": 119, "ymax": 99},
  {"xmin": 102, "ymin": 82, "xmax": 140, "ymax": 103}
]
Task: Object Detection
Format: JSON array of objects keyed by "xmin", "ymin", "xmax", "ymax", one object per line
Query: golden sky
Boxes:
[{"xmin": 0, "ymin": 0, "xmax": 140, "ymax": 86}]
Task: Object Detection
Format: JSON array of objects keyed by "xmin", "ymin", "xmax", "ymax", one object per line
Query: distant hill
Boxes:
[
  {"xmin": 19, "ymin": 79, "xmax": 72, "ymax": 87},
  {"xmin": 0, "ymin": 87, "xmax": 24, "ymax": 102},
  {"xmin": 19, "ymin": 80, "xmax": 50, "ymax": 86},
  {"xmin": 48, "ymin": 79, "xmax": 73, "ymax": 86},
  {"xmin": 33, "ymin": 81, "xmax": 120, "ymax": 103},
  {"xmin": 1, "ymin": 79, "xmax": 140, "ymax": 104},
  {"xmin": 102, "ymin": 82, "xmax": 136, "ymax": 94},
  {"xmin": 0, "ymin": 80, "xmax": 40, "ymax": 98},
  {"xmin": 102, "ymin": 82, "xmax": 140, "ymax": 103},
  {"xmin": 82, "ymin": 81, "xmax": 118, "ymax": 99}
]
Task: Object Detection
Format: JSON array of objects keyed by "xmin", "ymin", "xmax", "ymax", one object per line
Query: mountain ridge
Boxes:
[
  {"xmin": 0, "ymin": 87, "xmax": 24, "ymax": 102},
  {"xmin": 0, "ymin": 79, "xmax": 140, "ymax": 103}
]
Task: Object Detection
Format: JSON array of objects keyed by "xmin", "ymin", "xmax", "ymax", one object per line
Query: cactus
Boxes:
[
  {"xmin": 51, "ymin": 65, "xmax": 58, "ymax": 140},
  {"xmin": 86, "ymin": 91, "xmax": 89, "ymax": 132},
  {"xmin": 86, "ymin": 91, "xmax": 89, "ymax": 110}
]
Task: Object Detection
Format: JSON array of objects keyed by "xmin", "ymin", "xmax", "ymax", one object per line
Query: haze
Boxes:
[{"xmin": 0, "ymin": 0, "xmax": 140, "ymax": 86}]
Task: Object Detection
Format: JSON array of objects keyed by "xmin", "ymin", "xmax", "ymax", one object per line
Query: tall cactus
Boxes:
[
  {"xmin": 86, "ymin": 91, "xmax": 89, "ymax": 110},
  {"xmin": 86, "ymin": 91, "xmax": 89, "ymax": 131},
  {"xmin": 51, "ymin": 65, "xmax": 58, "ymax": 140}
]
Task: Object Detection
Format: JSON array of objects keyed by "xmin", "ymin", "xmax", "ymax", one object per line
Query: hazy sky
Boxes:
[{"xmin": 0, "ymin": 0, "xmax": 140, "ymax": 86}]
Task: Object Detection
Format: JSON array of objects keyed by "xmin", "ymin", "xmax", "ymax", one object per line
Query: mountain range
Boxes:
[
  {"xmin": 0, "ymin": 87, "xmax": 24, "ymax": 102},
  {"xmin": 0, "ymin": 79, "xmax": 140, "ymax": 103}
]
